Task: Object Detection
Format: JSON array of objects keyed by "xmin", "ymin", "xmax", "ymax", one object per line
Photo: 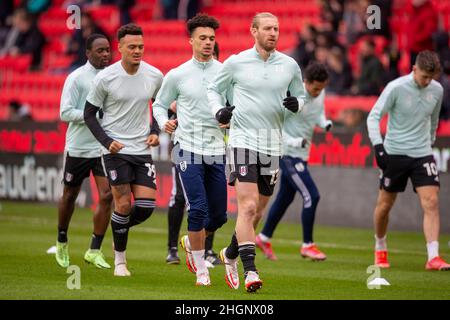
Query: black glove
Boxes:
[
  {"xmin": 98, "ymin": 108, "xmax": 104, "ymax": 119},
  {"xmin": 301, "ymin": 138, "xmax": 308, "ymax": 148},
  {"xmin": 168, "ymin": 108, "xmax": 176, "ymax": 119},
  {"xmin": 283, "ymin": 91, "xmax": 299, "ymax": 113},
  {"xmin": 374, "ymin": 144, "xmax": 388, "ymax": 170},
  {"xmin": 215, "ymin": 105, "xmax": 235, "ymax": 124}
]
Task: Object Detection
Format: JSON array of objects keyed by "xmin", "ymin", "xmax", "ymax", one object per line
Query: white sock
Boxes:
[
  {"xmin": 426, "ymin": 241, "xmax": 439, "ymax": 261},
  {"xmin": 302, "ymin": 242, "xmax": 314, "ymax": 248},
  {"xmin": 375, "ymin": 235, "xmax": 387, "ymax": 251},
  {"xmin": 114, "ymin": 250, "xmax": 126, "ymax": 266},
  {"xmin": 192, "ymin": 250, "xmax": 208, "ymax": 275},
  {"xmin": 258, "ymin": 233, "xmax": 270, "ymax": 243}
]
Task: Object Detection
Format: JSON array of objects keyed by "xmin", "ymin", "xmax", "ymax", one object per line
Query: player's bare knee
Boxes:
[
  {"xmin": 62, "ymin": 187, "xmax": 79, "ymax": 204},
  {"xmin": 238, "ymin": 204, "xmax": 257, "ymax": 224},
  {"xmin": 240, "ymin": 201, "xmax": 258, "ymax": 220},
  {"xmin": 377, "ymin": 194, "xmax": 395, "ymax": 212},
  {"xmin": 99, "ymin": 189, "xmax": 113, "ymax": 204},
  {"xmin": 421, "ymin": 194, "xmax": 439, "ymax": 214},
  {"xmin": 377, "ymin": 201, "xmax": 393, "ymax": 215}
]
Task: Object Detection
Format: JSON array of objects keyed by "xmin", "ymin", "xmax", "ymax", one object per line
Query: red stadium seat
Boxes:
[
  {"xmin": 0, "ymin": 55, "xmax": 32, "ymax": 73},
  {"xmin": 437, "ymin": 120, "xmax": 450, "ymax": 136}
]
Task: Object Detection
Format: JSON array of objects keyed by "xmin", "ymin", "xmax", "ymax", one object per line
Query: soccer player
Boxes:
[
  {"xmin": 153, "ymin": 14, "xmax": 228, "ymax": 286},
  {"xmin": 207, "ymin": 12, "xmax": 306, "ymax": 292},
  {"xmin": 367, "ymin": 50, "xmax": 450, "ymax": 271},
  {"xmin": 84, "ymin": 24, "xmax": 163, "ymax": 276},
  {"xmin": 256, "ymin": 62, "xmax": 332, "ymax": 262},
  {"xmin": 165, "ymin": 42, "xmax": 223, "ymax": 267},
  {"xmin": 56, "ymin": 34, "xmax": 112, "ymax": 269}
]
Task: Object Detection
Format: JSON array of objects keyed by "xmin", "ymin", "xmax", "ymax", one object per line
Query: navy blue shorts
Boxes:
[{"xmin": 174, "ymin": 148, "xmax": 228, "ymax": 232}]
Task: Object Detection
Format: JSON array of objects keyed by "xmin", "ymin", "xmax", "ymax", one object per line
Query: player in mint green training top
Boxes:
[
  {"xmin": 207, "ymin": 12, "xmax": 306, "ymax": 292},
  {"xmin": 57, "ymin": 34, "xmax": 112, "ymax": 269},
  {"xmin": 367, "ymin": 50, "xmax": 450, "ymax": 271}
]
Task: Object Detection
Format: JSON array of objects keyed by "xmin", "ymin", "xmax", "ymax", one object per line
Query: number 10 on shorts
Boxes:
[{"xmin": 423, "ymin": 162, "xmax": 438, "ymax": 176}]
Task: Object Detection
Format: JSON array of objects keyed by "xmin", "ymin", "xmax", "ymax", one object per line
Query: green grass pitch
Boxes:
[{"xmin": 0, "ymin": 201, "xmax": 449, "ymax": 300}]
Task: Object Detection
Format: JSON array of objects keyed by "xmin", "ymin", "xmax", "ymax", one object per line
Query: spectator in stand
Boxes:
[
  {"xmin": 8, "ymin": 100, "xmax": 33, "ymax": 122},
  {"xmin": 313, "ymin": 45, "xmax": 329, "ymax": 65},
  {"xmin": 316, "ymin": 27, "xmax": 345, "ymax": 53},
  {"xmin": 316, "ymin": 31, "xmax": 331, "ymax": 48},
  {"xmin": 342, "ymin": 0, "xmax": 369, "ymax": 45},
  {"xmin": 326, "ymin": 46, "xmax": 353, "ymax": 95},
  {"xmin": 0, "ymin": 0, "xmax": 13, "ymax": 49},
  {"xmin": 185, "ymin": 0, "xmax": 200, "ymax": 20},
  {"xmin": 116, "ymin": 0, "xmax": 136, "ymax": 25},
  {"xmin": 66, "ymin": 12, "xmax": 108, "ymax": 71},
  {"xmin": 320, "ymin": 0, "xmax": 344, "ymax": 33},
  {"xmin": 160, "ymin": 0, "xmax": 180, "ymax": 20},
  {"xmin": 432, "ymin": 31, "xmax": 450, "ymax": 76},
  {"xmin": 292, "ymin": 24, "xmax": 317, "ymax": 69},
  {"xmin": 5, "ymin": 8, "xmax": 45, "ymax": 70},
  {"xmin": 159, "ymin": 0, "xmax": 200, "ymax": 20},
  {"xmin": 352, "ymin": 38, "xmax": 385, "ymax": 96},
  {"xmin": 20, "ymin": 0, "xmax": 51, "ymax": 17},
  {"xmin": 437, "ymin": 73, "xmax": 450, "ymax": 121},
  {"xmin": 0, "ymin": 0, "xmax": 14, "ymax": 28},
  {"xmin": 430, "ymin": 31, "xmax": 450, "ymax": 120},
  {"xmin": 177, "ymin": 0, "xmax": 201, "ymax": 20},
  {"xmin": 408, "ymin": 0, "xmax": 438, "ymax": 67},
  {"xmin": 100, "ymin": 0, "xmax": 136, "ymax": 25},
  {"xmin": 0, "ymin": 6, "xmax": 21, "ymax": 56},
  {"xmin": 382, "ymin": 43, "xmax": 401, "ymax": 84}
]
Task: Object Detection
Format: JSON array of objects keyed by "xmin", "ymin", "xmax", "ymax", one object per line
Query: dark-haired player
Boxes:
[
  {"xmin": 153, "ymin": 13, "xmax": 228, "ymax": 286},
  {"xmin": 56, "ymin": 33, "xmax": 112, "ymax": 269},
  {"xmin": 367, "ymin": 50, "xmax": 450, "ymax": 271},
  {"xmin": 84, "ymin": 24, "xmax": 163, "ymax": 276},
  {"xmin": 164, "ymin": 42, "xmax": 223, "ymax": 268}
]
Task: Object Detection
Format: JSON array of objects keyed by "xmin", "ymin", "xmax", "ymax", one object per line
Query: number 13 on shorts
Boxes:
[{"xmin": 145, "ymin": 163, "xmax": 156, "ymax": 179}]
